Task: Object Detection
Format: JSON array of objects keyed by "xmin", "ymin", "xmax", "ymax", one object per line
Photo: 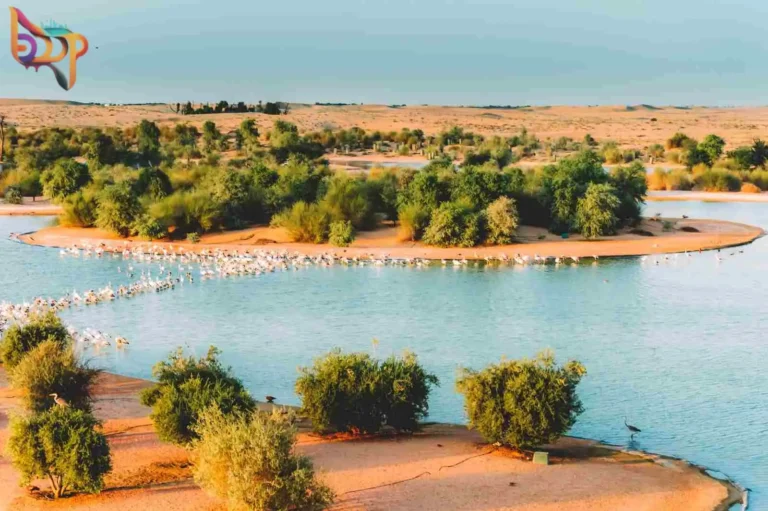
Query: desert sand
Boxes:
[
  {"xmin": 2, "ymin": 100, "xmax": 768, "ymax": 150},
  {"xmin": 0, "ymin": 369, "xmax": 741, "ymax": 511},
  {"xmin": 16, "ymin": 216, "xmax": 763, "ymax": 260},
  {"xmin": 0, "ymin": 198, "xmax": 62, "ymax": 216}
]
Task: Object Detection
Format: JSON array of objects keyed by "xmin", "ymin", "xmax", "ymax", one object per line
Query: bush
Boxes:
[
  {"xmin": 7, "ymin": 407, "xmax": 111, "ymax": 498},
  {"xmin": 646, "ymin": 168, "xmax": 667, "ymax": 191},
  {"xmin": 329, "ymin": 220, "xmax": 355, "ymax": 247},
  {"xmin": 10, "ymin": 341, "xmax": 99, "ymax": 413},
  {"xmin": 693, "ymin": 170, "xmax": 741, "ymax": 192},
  {"xmin": 133, "ymin": 215, "xmax": 167, "ymax": 240},
  {"xmin": 422, "ymin": 201, "xmax": 485, "ymax": 247},
  {"xmin": 456, "ymin": 351, "xmax": 586, "ymax": 450},
  {"xmin": 140, "ymin": 347, "xmax": 255, "ymax": 445},
  {"xmin": 40, "ymin": 159, "xmax": 90, "ymax": 201},
  {"xmin": 576, "ymin": 183, "xmax": 620, "ymax": 239},
  {"xmin": 397, "ymin": 203, "xmax": 429, "ymax": 242},
  {"xmin": 0, "ymin": 312, "xmax": 70, "ymax": 369},
  {"xmin": 4, "ymin": 186, "xmax": 23, "ymax": 204},
  {"xmin": 741, "ymin": 182, "xmax": 761, "ymax": 194},
  {"xmin": 95, "ymin": 182, "xmax": 142, "ymax": 236},
  {"xmin": 60, "ymin": 188, "xmax": 99, "ymax": 227},
  {"xmin": 187, "ymin": 232, "xmax": 201, "ymax": 244},
  {"xmin": 296, "ymin": 349, "xmax": 438, "ymax": 434},
  {"xmin": 271, "ymin": 201, "xmax": 330, "ymax": 243},
  {"xmin": 486, "ymin": 196, "xmax": 519, "ymax": 245},
  {"xmin": 664, "ymin": 169, "xmax": 694, "ymax": 190},
  {"xmin": 744, "ymin": 170, "xmax": 768, "ymax": 190},
  {"xmin": 192, "ymin": 407, "xmax": 334, "ymax": 511}
]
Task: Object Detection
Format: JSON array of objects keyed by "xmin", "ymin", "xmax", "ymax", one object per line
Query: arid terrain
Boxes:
[
  {"xmin": 3, "ymin": 100, "xmax": 768, "ymax": 150},
  {"xmin": 0, "ymin": 369, "xmax": 740, "ymax": 511}
]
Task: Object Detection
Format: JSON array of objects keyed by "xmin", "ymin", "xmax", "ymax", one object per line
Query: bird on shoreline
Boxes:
[
  {"xmin": 50, "ymin": 393, "xmax": 69, "ymax": 408},
  {"xmin": 265, "ymin": 395, "xmax": 276, "ymax": 404},
  {"xmin": 624, "ymin": 416, "xmax": 641, "ymax": 440}
]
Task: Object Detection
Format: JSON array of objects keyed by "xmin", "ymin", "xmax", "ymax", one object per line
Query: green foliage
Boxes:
[
  {"xmin": 134, "ymin": 167, "xmax": 172, "ymax": 200},
  {"xmin": 699, "ymin": 134, "xmax": 726, "ymax": 163},
  {"xmin": 456, "ymin": 351, "xmax": 586, "ymax": 449},
  {"xmin": 137, "ymin": 120, "xmax": 161, "ymax": 164},
  {"xmin": 186, "ymin": 232, "xmax": 201, "ymax": 243},
  {"xmin": 321, "ymin": 175, "xmax": 376, "ymax": 230},
  {"xmin": 140, "ymin": 347, "xmax": 255, "ymax": 445},
  {"xmin": 609, "ymin": 161, "xmax": 647, "ymax": 225},
  {"xmin": 148, "ymin": 190, "xmax": 222, "ymax": 238},
  {"xmin": 192, "ymin": 407, "xmax": 334, "ymax": 511},
  {"xmin": 271, "ymin": 201, "xmax": 330, "ymax": 243},
  {"xmin": 486, "ymin": 196, "xmax": 519, "ymax": 245},
  {"xmin": 543, "ymin": 150, "xmax": 608, "ymax": 233},
  {"xmin": 666, "ymin": 132, "xmax": 692, "ymax": 150},
  {"xmin": 423, "ymin": 201, "xmax": 485, "ymax": 247},
  {"xmin": 329, "ymin": 220, "xmax": 355, "ymax": 247},
  {"xmin": 693, "ymin": 169, "xmax": 741, "ymax": 192},
  {"xmin": 40, "ymin": 159, "xmax": 90, "ymax": 201},
  {"xmin": 576, "ymin": 183, "xmax": 621, "ymax": 239},
  {"xmin": 95, "ymin": 182, "xmax": 141, "ymax": 236},
  {"xmin": 133, "ymin": 214, "xmax": 167, "ymax": 240},
  {"xmin": 296, "ymin": 349, "xmax": 438, "ymax": 434},
  {"xmin": 4, "ymin": 185, "xmax": 22, "ymax": 204},
  {"xmin": 397, "ymin": 203, "xmax": 430, "ymax": 241},
  {"xmin": 10, "ymin": 341, "xmax": 100, "ymax": 413},
  {"xmin": 7, "ymin": 407, "xmax": 111, "ymax": 498},
  {"xmin": 0, "ymin": 312, "xmax": 70, "ymax": 369},
  {"xmin": 61, "ymin": 188, "xmax": 99, "ymax": 227}
]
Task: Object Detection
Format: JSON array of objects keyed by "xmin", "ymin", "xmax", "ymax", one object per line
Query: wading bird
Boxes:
[
  {"xmin": 50, "ymin": 393, "xmax": 69, "ymax": 408},
  {"xmin": 624, "ymin": 417, "xmax": 641, "ymax": 440}
]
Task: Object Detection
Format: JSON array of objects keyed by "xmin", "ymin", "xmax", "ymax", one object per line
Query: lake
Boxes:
[{"xmin": 1, "ymin": 201, "xmax": 766, "ymax": 509}]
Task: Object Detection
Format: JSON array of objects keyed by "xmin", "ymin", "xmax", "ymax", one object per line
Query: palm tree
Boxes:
[{"xmin": 752, "ymin": 138, "xmax": 768, "ymax": 168}]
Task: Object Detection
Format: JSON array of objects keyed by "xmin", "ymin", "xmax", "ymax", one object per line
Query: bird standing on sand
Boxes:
[
  {"xmin": 50, "ymin": 393, "xmax": 69, "ymax": 408},
  {"xmin": 624, "ymin": 417, "xmax": 641, "ymax": 440},
  {"xmin": 265, "ymin": 395, "xmax": 276, "ymax": 404}
]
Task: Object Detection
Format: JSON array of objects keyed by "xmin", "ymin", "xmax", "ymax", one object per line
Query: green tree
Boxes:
[
  {"xmin": 329, "ymin": 220, "xmax": 355, "ymax": 247},
  {"xmin": 134, "ymin": 167, "xmax": 172, "ymax": 200},
  {"xmin": 422, "ymin": 201, "xmax": 485, "ymax": 248},
  {"xmin": 140, "ymin": 347, "xmax": 255, "ymax": 445},
  {"xmin": 10, "ymin": 341, "xmax": 99, "ymax": 413},
  {"xmin": 0, "ymin": 312, "xmax": 70, "ymax": 369},
  {"xmin": 192, "ymin": 407, "xmax": 334, "ymax": 511},
  {"xmin": 397, "ymin": 203, "xmax": 429, "ymax": 241},
  {"xmin": 609, "ymin": 161, "xmax": 647, "ymax": 225},
  {"xmin": 40, "ymin": 159, "xmax": 90, "ymax": 201},
  {"xmin": 456, "ymin": 351, "xmax": 586, "ymax": 449},
  {"xmin": 96, "ymin": 182, "xmax": 141, "ymax": 236},
  {"xmin": 486, "ymin": 196, "xmax": 519, "ymax": 245},
  {"xmin": 136, "ymin": 120, "xmax": 161, "ymax": 164},
  {"xmin": 202, "ymin": 121, "xmax": 222, "ymax": 152},
  {"xmin": 7, "ymin": 407, "xmax": 112, "ymax": 498},
  {"xmin": 699, "ymin": 134, "xmax": 726, "ymax": 163},
  {"xmin": 576, "ymin": 183, "xmax": 621, "ymax": 239}
]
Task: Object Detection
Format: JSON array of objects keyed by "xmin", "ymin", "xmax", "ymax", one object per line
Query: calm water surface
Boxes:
[{"xmin": 1, "ymin": 202, "xmax": 767, "ymax": 508}]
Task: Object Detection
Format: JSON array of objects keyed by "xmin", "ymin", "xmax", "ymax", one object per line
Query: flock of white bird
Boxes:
[{"xmin": 0, "ymin": 240, "xmax": 743, "ymax": 352}]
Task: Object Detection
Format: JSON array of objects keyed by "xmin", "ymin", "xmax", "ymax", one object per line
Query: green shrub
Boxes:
[
  {"xmin": 0, "ymin": 312, "xmax": 70, "ymax": 369},
  {"xmin": 422, "ymin": 201, "xmax": 485, "ymax": 247},
  {"xmin": 96, "ymin": 182, "xmax": 142, "ymax": 236},
  {"xmin": 397, "ymin": 203, "xmax": 429, "ymax": 241},
  {"xmin": 133, "ymin": 215, "xmax": 167, "ymax": 240},
  {"xmin": 664, "ymin": 169, "xmax": 694, "ymax": 190},
  {"xmin": 693, "ymin": 170, "xmax": 741, "ymax": 192},
  {"xmin": 744, "ymin": 170, "xmax": 768, "ymax": 190},
  {"xmin": 486, "ymin": 196, "xmax": 519, "ymax": 245},
  {"xmin": 140, "ymin": 347, "xmax": 255, "ymax": 445},
  {"xmin": 10, "ymin": 341, "xmax": 99, "ymax": 413},
  {"xmin": 60, "ymin": 188, "xmax": 99, "ymax": 227},
  {"xmin": 271, "ymin": 201, "xmax": 330, "ymax": 243},
  {"xmin": 576, "ymin": 183, "xmax": 620, "ymax": 239},
  {"xmin": 296, "ymin": 349, "xmax": 438, "ymax": 434},
  {"xmin": 40, "ymin": 159, "xmax": 91, "ymax": 201},
  {"xmin": 4, "ymin": 186, "xmax": 23, "ymax": 204},
  {"xmin": 321, "ymin": 175, "xmax": 376, "ymax": 230},
  {"xmin": 192, "ymin": 407, "xmax": 334, "ymax": 511},
  {"xmin": 329, "ymin": 220, "xmax": 355, "ymax": 247},
  {"xmin": 7, "ymin": 407, "xmax": 112, "ymax": 498},
  {"xmin": 456, "ymin": 351, "xmax": 586, "ymax": 450},
  {"xmin": 186, "ymin": 232, "xmax": 201, "ymax": 244}
]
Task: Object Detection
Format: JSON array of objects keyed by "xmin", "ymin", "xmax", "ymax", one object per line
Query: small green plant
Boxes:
[
  {"xmin": 140, "ymin": 347, "xmax": 255, "ymax": 445},
  {"xmin": 397, "ymin": 203, "xmax": 429, "ymax": 242},
  {"xmin": 0, "ymin": 312, "xmax": 70, "ymax": 369},
  {"xmin": 456, "ymin": 350, "xmax": 586, "ymax": 450},
  {"xmin": 7, "ymin": 407, "xmax": 112, "ymax": 498},
  {"xmin": 271, "ymin": 201, "xmax": 330, "ymax": 243},
  {"xmin": 4, "ymin": 186, "xmax": 23, "ymax": 204},
  {"xmin": 662, "ymin": 220, "xmax": 675, "ymax": 232},
  {"xmin": 186, "ymin": 232, "xmax": 201, "ymax": 244},
  {"xmin": 10, "ymin": 341, "xmax": 100, "ymax": 413},
  {"xmin": 296, "ymin": 349, "xmax": 438, "ymax": 434},
  {"xmin": 328, "ymin": 220, "xmax": 355, "ymax": 247},
  {"xmin": 192, "ymin": 406, "xmax": 334, "ymax": 511}
]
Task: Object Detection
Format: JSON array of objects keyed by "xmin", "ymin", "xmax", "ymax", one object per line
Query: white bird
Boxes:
[{"xmin": 50, "ymin": 393, "xmax": 69, "ymax": 408}]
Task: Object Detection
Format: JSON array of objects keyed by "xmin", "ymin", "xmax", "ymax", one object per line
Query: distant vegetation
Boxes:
[{"xmin": 172, "ymin": 100, "xmax": 289, "ymax": 116}]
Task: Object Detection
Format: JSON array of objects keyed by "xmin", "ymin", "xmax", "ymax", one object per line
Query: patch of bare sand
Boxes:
[
  {"xmin": 0, "ymin": 369, "xmax": 740, "ymax": 511},
  {"xmin": 648, "ymin": 190, "xmax": 768, "ymax": 202},
  {"xmin": 18, "ymin": 217, "xmax": 763, "ymax": 260},
  {"xmin": 0, "ymin": 199, "xmax": 62, "ymax": 216}
]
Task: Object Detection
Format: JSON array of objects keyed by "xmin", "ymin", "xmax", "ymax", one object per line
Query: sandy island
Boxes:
[
  {"xmin": 0, "ymin": 369, "xmax": 742, "ymax": 511},
  {"xmin": 14, "ymin": 216, "xmax": 763, "ymax": 260}
]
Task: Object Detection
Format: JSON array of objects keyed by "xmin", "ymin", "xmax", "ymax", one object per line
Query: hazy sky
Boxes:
[{"xmin": 2, "ymin": 0, "xmax": 768, "ymax": 105}]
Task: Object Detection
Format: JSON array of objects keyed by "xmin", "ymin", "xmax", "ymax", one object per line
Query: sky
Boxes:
[{"xmin": 1, "ymin": 0, "xmax": 768, "ymax": 106}]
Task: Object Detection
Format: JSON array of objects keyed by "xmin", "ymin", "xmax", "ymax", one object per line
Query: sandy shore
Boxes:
[
  {"xmin": 16, "ymin": 217, "xmax": 763, "ymax": 260},
  {"xmin": 0, "ymin": 369, "xmax": 742, "ymax": 511},
  {"xmin": 0, "ymin": 199, "xmax": 62, "ymax": 216},
  {"xmin": 648, "ymin": 190, "xmax": 768, "ymax": 202}
]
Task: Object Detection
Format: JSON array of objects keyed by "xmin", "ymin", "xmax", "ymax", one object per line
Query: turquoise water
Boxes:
[{"xmin": 1, "ymin": 203, "xmax": 767, "ymax": 508}]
